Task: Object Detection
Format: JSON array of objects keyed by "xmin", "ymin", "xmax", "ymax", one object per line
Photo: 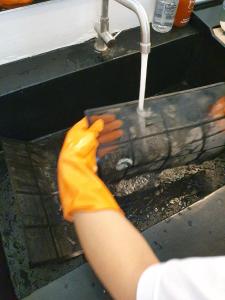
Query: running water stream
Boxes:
[
  {"xmin": 138, "ymin": 53, "xmax": 149, "ymax": 112},
  {"xmin": 138, "ymin": 53, "xmax": 150, "ymax": 155}
]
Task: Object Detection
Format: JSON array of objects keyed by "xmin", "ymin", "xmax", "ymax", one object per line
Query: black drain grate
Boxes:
[{"xmin": 1, "ymin": 136, "xmax": 82, "ymax": 266}]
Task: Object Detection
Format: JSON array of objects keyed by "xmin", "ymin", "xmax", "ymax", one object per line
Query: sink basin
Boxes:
[
  {"xmin": 0, "ymin": 29, "xmax": 224, "ymax": 141},
  {"xmin": 0, "ymin": 25, "xmax": 224, "ymax": 300}
]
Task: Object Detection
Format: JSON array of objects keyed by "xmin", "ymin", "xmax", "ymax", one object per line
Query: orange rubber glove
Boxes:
[
  {"xmin": 90, "ymin": 114, "xmax": 123, "ymax": 158},
  {"xmin": 209, "ymin": 96, "xmax": 225, "ymax": 131},
  {"xmin": 58, "ymin": 117, "xmax": 123, "ymax": 222},
  {"xmin": 0, "ymin": 0, "xmax": 32, "ymax": 8}
]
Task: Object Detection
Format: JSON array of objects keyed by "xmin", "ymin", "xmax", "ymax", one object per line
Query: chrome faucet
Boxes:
[{"xmin": 94, "ymin": 0, "xmax": 151, "ymax": 54}]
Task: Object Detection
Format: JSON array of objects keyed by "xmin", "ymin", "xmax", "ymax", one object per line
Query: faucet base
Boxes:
[
  {"xmin": 94, "ymin": 38, "xmax": 108, "ymax": 52},
  {"xmin": 94, "ymin": 23, "xmax": 115, "ymax": 52}
]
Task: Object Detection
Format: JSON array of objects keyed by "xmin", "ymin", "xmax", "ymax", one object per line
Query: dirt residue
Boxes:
[{"xmin": 109, "ymin": 154, "xmax": 225, "ymax": 231}]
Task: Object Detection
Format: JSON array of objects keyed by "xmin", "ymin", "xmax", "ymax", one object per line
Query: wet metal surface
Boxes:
[{"xmin": 86, "ymin": 83, "xmax": 225, "ymax": 183}]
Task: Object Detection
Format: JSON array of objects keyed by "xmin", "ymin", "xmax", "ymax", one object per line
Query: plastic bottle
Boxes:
[
  {"xmin": 152, "ymin": 0, "xmax": 179, "ymax": 33},
  {"xmin": 174, "ymin": 0, "xmax": 196, "ymax": 27}
]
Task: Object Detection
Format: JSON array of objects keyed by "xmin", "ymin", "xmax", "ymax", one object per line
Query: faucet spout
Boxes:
[
  {"xmin": 115, "ymin": 0, "xmax": 151, "ymax": 54},
  {"xmin": 95, "ymin": 0, "xmax": 151, "ymax": 54}
]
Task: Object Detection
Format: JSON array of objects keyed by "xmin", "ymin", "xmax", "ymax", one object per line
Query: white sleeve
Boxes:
[{"xmin": 136, "ymin": 256, "xmax": 225, "ymax": 300}]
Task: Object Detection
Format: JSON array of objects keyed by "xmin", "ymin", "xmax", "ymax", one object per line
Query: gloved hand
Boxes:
[
  {"xmin": 90, "ymin": 114, "xmax": 123, "ymax": 158},
  {"xmin": 58, "ymin": 117, "xmax": 123, "ymax": 222},
  {"xmin": 209, "ymin": 96, "xmax": 225, "ymax": 130},
  {"xmin": 0, "ymin": 0, "xmax": 32, "ymax": 8}
]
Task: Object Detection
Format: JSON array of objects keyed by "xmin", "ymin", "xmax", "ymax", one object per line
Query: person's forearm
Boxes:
[{"xmin": 73, "ymin": 211, "xmax": 159, "ymax": 300}]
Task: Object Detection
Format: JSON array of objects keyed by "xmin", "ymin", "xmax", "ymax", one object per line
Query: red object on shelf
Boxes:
[{"xmin": 174, "ymin": 0, "xmax": 196, "ymax": 27}]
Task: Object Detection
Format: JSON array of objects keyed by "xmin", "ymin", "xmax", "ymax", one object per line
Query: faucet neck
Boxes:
[
  {"xmin": 102, "ymin": 0, "xmax": 109, "ymax": 18},
  {"xmin": 115, "ymin": 0, "xmax": 150, "ymax": 49}
]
